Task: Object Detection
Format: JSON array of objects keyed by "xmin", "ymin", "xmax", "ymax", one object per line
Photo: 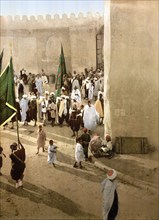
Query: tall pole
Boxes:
[
  {"xmin": 9, "ymin": 42, "xmax": 12, "ymax": 56},
  {"xmin": 16, "ymin": 114, "xmax": 20, "ymax": 148},
  {"xmin": 10, "ymin": 42, "xmax": 20, "ymax": 148}
]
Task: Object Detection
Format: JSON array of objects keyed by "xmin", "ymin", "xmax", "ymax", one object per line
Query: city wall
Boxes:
[
  {"xmin": 104, "ymin": 0, "xmax": 158, "ymax": 148},
  {"xmin": 0, "ymin": 13, "xmax": 103, "ymax": 74},
  {"xmin": 1, "ymin": 2, "xmax": 158, "ymax": 149}
]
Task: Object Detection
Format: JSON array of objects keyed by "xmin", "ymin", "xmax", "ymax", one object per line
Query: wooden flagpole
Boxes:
[{"xmin": 10, "ymin": 42, "xmax": 20, "ymax": 148}]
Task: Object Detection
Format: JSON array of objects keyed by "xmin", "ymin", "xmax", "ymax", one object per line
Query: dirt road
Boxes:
[{"xmin": 0, "ymin": 124, "xmax": 158, "ymax": 220}]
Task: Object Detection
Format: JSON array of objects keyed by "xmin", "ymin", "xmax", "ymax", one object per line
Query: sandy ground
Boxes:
[
  {"xmin": 0, "ymin": 124, "xmax": 104, "ymax": 220},
  {"xmin": 0, "ymin": 122, "xmax": 158, "ymax": 220}
]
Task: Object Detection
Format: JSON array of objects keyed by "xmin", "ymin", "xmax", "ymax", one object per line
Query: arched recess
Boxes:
[{"xmin": 96, "ymin": 25, "xmax": 104, "ymax": 69}]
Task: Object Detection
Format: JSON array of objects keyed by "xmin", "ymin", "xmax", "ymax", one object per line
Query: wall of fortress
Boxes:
[
  {"xmin": 0, "ymin": 13, "xmax": 103, "ymax": 75},
  {"xmin": 104, "ymin": 0, "xmax": 158, "ymax": 148},
  {"xmin": 1, "ymin": 2, "xmax": 157, "ymax": 149}
]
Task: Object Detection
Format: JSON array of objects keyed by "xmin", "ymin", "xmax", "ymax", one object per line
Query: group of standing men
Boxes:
[
  {"xmin": 0, "ymin": 63, "xmax": 120, "ymax": 220},
  {"xmin": 12, "ymin": 67, "xmax": 105, "ymax": 137}
]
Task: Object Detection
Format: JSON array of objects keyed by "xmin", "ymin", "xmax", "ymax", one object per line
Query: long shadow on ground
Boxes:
[
  {"xmin": 0, "ymin": 177, "xmax": 99, "ymax": 220},
  {"xmin": 55, "ymin": 151, "xmax": 106, "ymax": 183}
]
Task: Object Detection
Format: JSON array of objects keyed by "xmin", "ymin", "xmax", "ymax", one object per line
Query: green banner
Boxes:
[
  {"xmin": 0, "ymin": 57, "xmax": 16, "ymax": 126},
  {"xmin": 55, "ymin": 44, "xmax": 67, "ymax": 90},
  {"xmin": 0, "ymin": 49, "xmax": 4, "ymax": 73}
]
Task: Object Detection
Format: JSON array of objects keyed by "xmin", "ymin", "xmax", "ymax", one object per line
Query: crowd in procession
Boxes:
[
  {"xmin": 1, "ymin": 67, "xmax": 119, "ymax": 220},
  {"xmin": 9, "ymin": 67, "xmax": 105, "ymax": 136}
]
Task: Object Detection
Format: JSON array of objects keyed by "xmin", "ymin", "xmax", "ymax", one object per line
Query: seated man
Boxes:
[
  {"xmin": 101, "ymin": 134, "xmax": 113, "ymax": 153},
  {"xmin": 89, "ymin": 133, "xmax": 102, "ymax": 154}
]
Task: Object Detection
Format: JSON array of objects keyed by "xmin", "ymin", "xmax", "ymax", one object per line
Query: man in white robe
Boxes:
[
  {"xmin": 58, "ymin": 96, "xmax": 69, "ymax": 127},
  {"xmin": 42, "ymin": 72, "xmax": 49, "ymax": 92},
  {"xmin": 47, "ymin": 140, "xmax": 57, "ymax": 167},
  {"xmin": 71, "ymin": 86, "xmax": 81, "ymax": 103},
  {"xmin": 101, "ymin": 169, "xmax": 118, "ymax": 220},
  {"xmin": 93, "ymin": 77, "xmax": 99, "ymax": 101},
  {"xmin": 35, "ymin": 74, "xmax": 43, "ymax": 96},
  {"xmin": 88, "ymin": 80, "xmax": 94, "ymax": 101},
  {"xmin": 20, "ymin": 95, "xmax": 28, "ymax": 125},
  {"xmin": 71, "ymin": 77, "xmax": 80, "ymax": 91},
  {"xmin": 73, "ymin": 137, "xmax": 85, "ymax": 168},
  {"xmin": 83, "ymin": 101, "xmax": 99, "ymax": 131},
  {"xmin": 41, "ymin": 96, "xmax": 48, "ymax": 126}
]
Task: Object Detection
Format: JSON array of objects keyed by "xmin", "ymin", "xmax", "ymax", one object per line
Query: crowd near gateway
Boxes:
[
  {"xmin": 0, "ymin": 44, "xmax": 119, "ymax": 220},
  {"xmin": 9, "ymin": 65, "xmax": 105, "ymax": 136},
  {"xmin": 1, "ymin": 45, "xmax": 104, "ymax": 134},
  {"xmin": 0, "ymin": 47, "xmax": 107, "ymax": 184}
]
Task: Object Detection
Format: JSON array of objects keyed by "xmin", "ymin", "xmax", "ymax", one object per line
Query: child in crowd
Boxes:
[
  {"xmin": 73, "ymin": 137, "xmax": 85, "ymax": 169},
  {"xmin": 47, "ymin": 140, "xmax": 57, "ymax": 167},
  {"xmin": 0, "ymin": 145, "xmax": 6, "ymax": 175}
]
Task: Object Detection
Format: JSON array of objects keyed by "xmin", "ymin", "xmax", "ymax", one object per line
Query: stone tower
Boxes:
[{"xmin": 104, "ymin": 0, "xmax": 158, "ymax": 149}]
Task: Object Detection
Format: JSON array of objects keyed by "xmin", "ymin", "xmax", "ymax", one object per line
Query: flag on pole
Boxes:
[
  {"xmin": 0, "ymin": 49, "xmax": 4, "ymax": 73},
  {"xmin": 0, "ymin": 57, "xmax": 17, "ymax": 126},
  {"xmin": 55, "ymin": 44, "xmax": 67, "ymax": 90}
]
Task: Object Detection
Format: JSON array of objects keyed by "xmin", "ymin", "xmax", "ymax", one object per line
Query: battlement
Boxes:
[{"xmin": 0, "ymin": 12, "xmax": 103, "ymax": 30}]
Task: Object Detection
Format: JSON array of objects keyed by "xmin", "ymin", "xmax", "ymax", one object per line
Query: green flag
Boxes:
[
  {"xmin": 0, "ymin": 49, "xmax": 4, "ymax": 73},
  {"xmin": 55, "ymin": 44, "xmax": 67, "ymax": 90},
  {"xmin": 54, "ymin": 88, "xmax": 62, "ymax": 100},
  {"xmin": 0, "ymin": 57, "xmax": 16, "ymax": 126}
]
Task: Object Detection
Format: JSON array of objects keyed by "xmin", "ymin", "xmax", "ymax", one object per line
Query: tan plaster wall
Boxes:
[
  {"xmin": 70, "ymin": 26, "xmax": 97, "ymax": 73},
  {"xmin": 0, "ymin": 14, "xmax": 103, "ymax": 75},
  {"xmin": 105, "ymin": 0, "xmax": 158, "ymax": 148}
]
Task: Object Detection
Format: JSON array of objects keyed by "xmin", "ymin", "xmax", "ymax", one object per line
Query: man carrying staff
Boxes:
[{"xmin": 10, "ymin": 140, "xmax": 26, "ymax": 189}]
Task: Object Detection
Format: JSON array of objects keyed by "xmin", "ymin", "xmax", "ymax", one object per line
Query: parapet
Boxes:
[{"xmin": 0, "ymin": 12, "xmax": 103, "ymax": 30}]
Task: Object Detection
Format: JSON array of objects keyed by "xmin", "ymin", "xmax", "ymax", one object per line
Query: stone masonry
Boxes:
[
  {"xmin": 104, "ymin": 0, "xmax": 158, "ymax": 149},
  {"xmin": 0, "ymin": 13, "xmax": 103, "ymax": 74}
]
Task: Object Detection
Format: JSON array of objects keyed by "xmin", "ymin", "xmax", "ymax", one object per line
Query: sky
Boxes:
[{"xmin": 0, "ymin": 0, "xmax": 104, "ymax": 17}]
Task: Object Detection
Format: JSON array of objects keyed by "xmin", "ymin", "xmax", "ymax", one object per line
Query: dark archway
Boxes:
[{"xmin": 96, "ymin": 25, "xmax": 104, "ymax": 69}]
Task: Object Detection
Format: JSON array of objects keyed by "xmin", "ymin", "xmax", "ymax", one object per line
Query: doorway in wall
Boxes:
[{"xmin": 96, "ymin": 25, "xmax": 104, "ymax": 70}]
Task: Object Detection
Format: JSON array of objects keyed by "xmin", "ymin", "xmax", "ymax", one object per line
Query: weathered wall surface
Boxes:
[
  {"xmin": 70, "ymin": 26, "xmax": 97, "ymax": 72},
  {"xmin": 0, "ymin": 13, "xmax": 103, "ymax": 75},
  {"xmin": 105, "ymin": 0, "xmax": 158, "ymax": 148}
]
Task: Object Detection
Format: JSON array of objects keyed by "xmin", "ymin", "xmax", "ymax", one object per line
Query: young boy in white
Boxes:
[{"xmin": 47, "ymin": 140, "xmax": 57, "ymax": 167}]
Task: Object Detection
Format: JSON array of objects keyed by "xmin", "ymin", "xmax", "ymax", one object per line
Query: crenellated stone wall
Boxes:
[
  {"xmin": 0, "ymin": 13, "xmax": 103, "ymax": 74},
  {"xmin": 0, "ymin": 12, "xmax": 103, "ymax": 29}
]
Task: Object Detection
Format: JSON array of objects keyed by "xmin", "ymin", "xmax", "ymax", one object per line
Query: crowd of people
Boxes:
[
  {"xmin": 1, "ymin": 67, "xmax": 119, "ymax": 220},
  {"xmin": 9, "ymin": 67, "xmax": 105, "ymax": 137}
]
